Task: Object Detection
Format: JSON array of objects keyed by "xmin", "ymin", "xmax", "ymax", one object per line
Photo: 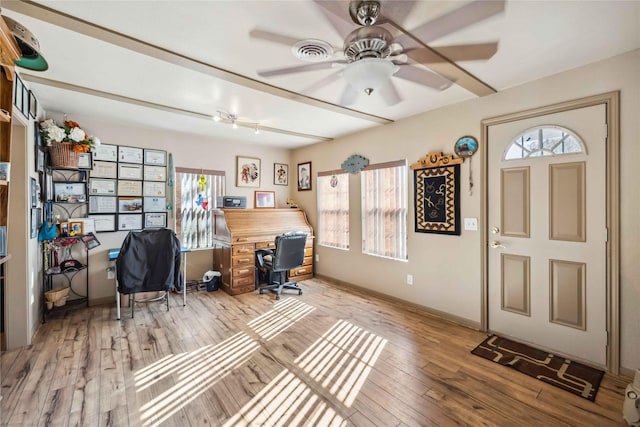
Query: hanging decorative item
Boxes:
[
  {"xmin": 330, "ymin": 174, "xmax": 339, "ymax": 188},
  {"xmin": 341, "ymin": 154, "xmax": 369, "ymax": 174},
  {"xmin": 410, "ymin": 152, "xmax": 462, "ymax": 235},
  {"xmin": 454, "ymin": 135, "xmax": 479, "ymax": 196}
]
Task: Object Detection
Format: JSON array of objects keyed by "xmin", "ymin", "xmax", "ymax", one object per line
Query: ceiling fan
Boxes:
[{"xmin": 252, "ymin": 0, "xmax": 505, "ymax": 106}]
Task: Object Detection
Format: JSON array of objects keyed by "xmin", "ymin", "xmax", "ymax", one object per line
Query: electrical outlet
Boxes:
[
  {"xmin": 407, "ymin": 274, "xmax": 413, "ymax": 285},
  {"xmin": 464, "ymin": 217, "xmax": 478, "ymax": 231},
  {"xmin": 107, "ymin": 268, "xmax": 115, "ymax": 279},
  {"xmin": 315, "ymin": 254, "xmax": 319, "ymax": 262}
]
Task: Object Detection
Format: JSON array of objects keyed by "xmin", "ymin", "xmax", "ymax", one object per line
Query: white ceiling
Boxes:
[{"xmin": 2, "ymin": 0, "xmax": 639, "ymax": 148}]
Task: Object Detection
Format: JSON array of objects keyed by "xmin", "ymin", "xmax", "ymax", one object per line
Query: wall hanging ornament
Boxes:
[
  {"xmin": 341, "ymin": 154, "xmax": 369, "ymax": 174},
  {"xmin": 411, "ymin": 152, "xmax": 463, "ymax": 235},
  {"xmin": 454, "ymin": 135, "xmax": 478, "ymax": 195}
]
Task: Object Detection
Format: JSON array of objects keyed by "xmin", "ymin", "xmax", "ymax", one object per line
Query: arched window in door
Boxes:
[{"xmin": 504, "ymin": 126, "xmax": 585, "ymax": 160}]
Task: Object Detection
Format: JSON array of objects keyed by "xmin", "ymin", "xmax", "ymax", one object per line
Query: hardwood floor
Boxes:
[{"xmin": 1, "ymin": 278, "xmax": 629, "ymax": 426}]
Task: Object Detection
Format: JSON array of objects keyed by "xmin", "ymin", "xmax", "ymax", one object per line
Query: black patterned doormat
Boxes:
[{"xmin": 471, "ymin": 335, "xmax": 604, "ymax": 401}]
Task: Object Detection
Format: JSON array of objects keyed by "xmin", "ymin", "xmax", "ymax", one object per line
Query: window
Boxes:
[
  {"xmin": 361, "ymin": 160, "xmax": 408, "ymax": 260},
  {"xmin": 317, "ymin": 171, "xmax": 349, "ymax": 249},
  {"xmin": 504, "ymin": 126, "xmax": 585, "ymax": 160},
  {"xmin": 175, "ymin": 168, "xmax": 225, "ymax": 250}
]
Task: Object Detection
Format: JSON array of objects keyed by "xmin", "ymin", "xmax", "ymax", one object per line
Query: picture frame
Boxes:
[
  {"xmin": 143, "ymin": 165, "xmax": 166, "ymax": 182},
  {"xmin": 21, "ymin": 84, "xmax": 29, "ymax": 118},
  {"xmin": 274, "ymin": 163, "xmax": 288, "ymax": 186},
  {"xmin": 297, "ymin": 161, "xmax": 312, "ymax": 191},
  {"xmin": 118, "ymin": 163, "xmax": 143, "ymax": 180},
  {"xmin": 118, "ymin": 197, "xmax": 143, "ymax": 213},
  {"xmin": 143, "ymin": 181, "xmax": 165, "ymax": 197},
  {"xmin": 81, "ymin": 232, "xmax": 101, "ymax": 250},
  {"xmin": 69, "ymin": 221, "xmax": 84, "ymax": 236},
  {"xmin": 89, "ymin": 178, "xmax": 117, "ymax": 196},
  {"xmin": 69, "ymin": 217, "xmax": 95, "ymax": 234},
  {"xmin": 77, "ymin": 152, "xmax": 93, "ymax": 170},
  {"xmin": 58, "ymin": 222, "xmax": 69, "ymax": 237},
  {"xmin": 118, "ymin": 214, "xmax": 143, "ymax": 231},
  {"xmin": 143, "ymin": 149, "xmax": 167, "ymax": 166},
  {"xmin": 89, "ymin": 214, "xmax": 116, "ymax": 232},
  {"xmin": 35, "ymin": 146, "xmax": 45, "ymax": 173},
  {"xmin": 144, "ymin": 212, "xmax": 167, "ymax": 228},
  {"xmin": 117, "ymin": 180, "xmax": 143, "ymax": 196},
  {"xmin": 0, "ymin": 162, "xmax": 9, "ymax": 181},
  {"xmin": 92, "ymin": 143, "xmax": 118, "ymax": 162},
  {"xmin": 14, "ymin": 74, "xmax": 23, "ymax": 115},
  {"xmin": 143, "ymin": 196, "xmax": 166, "ymax": 212},
  {"xmin": 29, "ymin": 90, "xmax": 37, "ymax": 118},
  {"xmin": 30, "ymin": 208, "xmax": 39, "ymax": 239},
  {"xmin": 89, "ymin": 196, "xmax": 117, "ymax": 213},
  {"xmin": 53, "ymin": 182, "xmax": 86, "ymax": 202},
  {"xmin": 414, "ymin": 164, "xmax": 461, "ymax": 235},
  {"xmin": 118, "ymin": 146, "xmax": 143, "ymax": 164},
  {"xmin": 91, "ymin": 160, "xmax": 118, "ymax": 178},
  {"xmin": 236, "ymin": 156, "xmax": 261, "ymax": 188},
  {"xmin": 254, "ymin": 190, "xmax": 275, "ymax": 209},
  {"xmin": 30, "ymin": 177, "xmax": 37, "ymax": 207}
]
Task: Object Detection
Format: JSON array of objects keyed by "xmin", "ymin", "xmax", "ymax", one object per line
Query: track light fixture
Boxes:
[{"xmin": 213, "ymin": 110, "xmax": 260, "ymax": 135}]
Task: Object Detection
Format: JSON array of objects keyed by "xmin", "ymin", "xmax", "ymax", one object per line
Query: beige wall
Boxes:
[{"xmin": 292, "ymin": 49, "xmax": 640, "ymax": 372}]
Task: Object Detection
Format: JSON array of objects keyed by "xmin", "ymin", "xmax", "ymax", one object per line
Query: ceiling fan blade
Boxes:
[
  {"xmin": 398, "ymin": 0, "xmax": 505, "ymax": 45},
  {"xmin": 301, "ymin": 70, "xmax": 343, "ymax": 94},
  {"xmin": 257, "ymin": 62, "xmax": 342, "ymax": 78},
  {"xmin": 338, "ymin": 85, "xmax": 359, "ymax": 106},
  {"xmin": 379, "ymin": 80, "xmax": 402, "ymax": 106},
  {"xmin": 394, "ymin": 65, "xmax": 453, "ymax": 91},
  {"xmin": 249, "ymin": 29, "xmax": 303, "ymax": 48},
  {"xmin": 378, "ymin": 0, "xmax": 418, "ymax": 26},
  {"xmin": 432, "ymin": 42, "xmax": 499, "ymax": 62},
  {"xmin": 405, "ymin": 42, "xmax": 498, "ymax": 64},
  {"xmin": 314, "ymin": 1, "xmax": 356, "ymax": 39}
]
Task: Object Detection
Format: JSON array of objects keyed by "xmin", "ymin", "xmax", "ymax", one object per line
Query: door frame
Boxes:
[{"xmin": 480, "ymin": 91, "xmax": 620, "ymax": 373}]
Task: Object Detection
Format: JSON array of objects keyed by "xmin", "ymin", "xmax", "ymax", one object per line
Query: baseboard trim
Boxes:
[{"xmin": 315, "ymin": 274, "xmax": 481, "ymax": 330}]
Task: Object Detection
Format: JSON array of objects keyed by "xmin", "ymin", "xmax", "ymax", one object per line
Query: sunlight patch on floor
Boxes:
[
  {"xmin": 223, "ymin": 369, "xmax": 347, "ymax": 427},
  {"xmin": 136, "ymin": 332, "xmax": 260, "ymax": 426},
  {"xmin": 295, "ymin": 319, "xmax": 387, "ymax": 407},
  {"xmin": 248, "ymin": 297, "xmax": 315, "ymax": 341}
]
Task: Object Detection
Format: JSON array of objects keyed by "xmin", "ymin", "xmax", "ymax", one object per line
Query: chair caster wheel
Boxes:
[
  {"xmin": 275, "ymin": 295, "xmax": 280, "ymax": 300},
  {"xmin": 259, "ymin": 290, "xmax": 263, "ymax": 294},
  {"xmin": 299, "ymin": 290, "xmax": 303, "ymax": 295}
]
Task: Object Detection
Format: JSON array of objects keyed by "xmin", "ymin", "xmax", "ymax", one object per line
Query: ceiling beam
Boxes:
[
  {"xmin": 3, "ymin": 0, "xmax": 393, "ymax": 125},
  {"xmin": 22, "ymin": 73, "xmax": 334, "ymax": 142}
]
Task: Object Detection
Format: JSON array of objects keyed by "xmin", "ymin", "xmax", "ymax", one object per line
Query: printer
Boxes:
[{"xmin": 216, "ymin": 196, "xmax": 247, "ymax": 208}]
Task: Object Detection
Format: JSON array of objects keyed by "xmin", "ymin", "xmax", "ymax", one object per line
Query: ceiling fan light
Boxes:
[{"xmin": 343, "ymin": 58, "xmax": 396, "ymax": 94}]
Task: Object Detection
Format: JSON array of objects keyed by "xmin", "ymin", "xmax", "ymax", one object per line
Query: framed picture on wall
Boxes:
[
  {"xmin": 236, "ymin": 156, "xmax": 261, "ymax": 188},
  {"xmin": 297, "ymin": 161, "xmax": 312, "ymax": 191},
  {"xmin": 274, "ymin": 163, "xmax": 288, "ymax": 186},
  {"xmin": 254, "ymin": 191, "xmax": 275, "ymax": 208}
]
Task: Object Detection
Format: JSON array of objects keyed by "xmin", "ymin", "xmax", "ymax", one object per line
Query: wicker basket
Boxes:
[
  {"xmin": 45, "ymin": 286, "xmax": 70, "ymax": 304},
  {"xmin": 49, "ymin": 143, "xmax": 79, "ymax": 168}
]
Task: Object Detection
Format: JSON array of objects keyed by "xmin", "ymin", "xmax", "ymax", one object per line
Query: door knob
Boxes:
[
  {"xmin": 491, "ymin": 226, "xmax": 500, "ymax": 234},
  {"xmin": 490, "ymin": 241, "xmax": 506, "ymax": 249}
]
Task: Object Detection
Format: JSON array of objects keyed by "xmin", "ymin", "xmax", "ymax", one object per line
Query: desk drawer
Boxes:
[
  {"xmin": 303, "ymin": 256, "xmax": 313, "ymax": 266},
  {"xmin": 232, "ymin": 275, "xmax": 255, "ymax": 289},
  {"xmin": 304, "ymin": 246, "xmax": 313, "ymax": 257},
  {"xmin": 232, "ymin": 266, "xmax": 254, "ymax": 277},
  {"xmin": 255, "ymin": 241, "xmax": 276, "ymax": 250},
  {"xmin": 232, "ymin": 254, "xmax": 254, "ymax": 267},
  {"xmin": 232, "ymin": 244, "xmax": 255, "ymax": 256},
  {"xmin": 290, "ymin": 265, "xmax": 312, "ymax": 277}
]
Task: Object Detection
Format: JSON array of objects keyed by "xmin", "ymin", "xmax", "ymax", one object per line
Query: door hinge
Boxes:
[{"xmin": 604, "ymin": 227, "xmax": 609, "ymax": 242}]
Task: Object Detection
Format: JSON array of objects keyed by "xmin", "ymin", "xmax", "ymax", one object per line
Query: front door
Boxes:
[{"xmin": 487, "ymin": 104, "xmax": 607, "ymax": 366}]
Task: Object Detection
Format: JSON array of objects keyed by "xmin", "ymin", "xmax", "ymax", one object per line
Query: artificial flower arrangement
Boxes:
[{"xmin": 39, "ymin": 119, "xmax": 101, "ymax": 153}]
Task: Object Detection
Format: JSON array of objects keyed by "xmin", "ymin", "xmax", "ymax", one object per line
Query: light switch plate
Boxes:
[{"xmin": 464, "ymin": 217, "xmax": 478, "ymax": 231}]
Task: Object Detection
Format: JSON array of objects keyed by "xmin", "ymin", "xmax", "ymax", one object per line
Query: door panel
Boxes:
[{"xmin": 488, "ymin": 104, "xmax": 606, "ymax": 366}]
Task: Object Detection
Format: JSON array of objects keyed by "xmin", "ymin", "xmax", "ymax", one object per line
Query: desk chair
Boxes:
[
  {"xmin": 115, "ymin": 228, "xmax": 181, "ymax": 319},
  {"xmin": 256, "ymin": 232, "xmax": 307, "ymax": 300}
]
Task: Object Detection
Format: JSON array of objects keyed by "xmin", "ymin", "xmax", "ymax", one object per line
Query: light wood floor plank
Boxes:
[{"xmin": 1, "ymin": 278, "xmax": 628, "ymax": 426}]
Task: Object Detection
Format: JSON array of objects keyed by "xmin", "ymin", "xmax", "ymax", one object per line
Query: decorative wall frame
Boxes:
[
  {"xmin": 297, "ymin": 161, "xmax": 312, "ymax": 191},
  {"xmin": 274, "ymin": 163, "xmax": 288, "ymax": 186},
  {"xmin": 254, "ymin": 190, "xmax": 275, "ymax": 208},
  {"xmin": 236, "ymin": 156, "xmax": 261, "ymax": 188},
  {"xmin": 411, "ymin": 152, "xmax": 462, "ymax": 235}
]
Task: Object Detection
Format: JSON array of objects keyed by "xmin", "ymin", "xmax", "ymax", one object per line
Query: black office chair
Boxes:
[
  {"xmin": 256, "ymin": 232, "xmax": 307, "ymax": 300},
  {"xmin": 115, "ymin": 228, "xmax": 182, "ymax": 319}
]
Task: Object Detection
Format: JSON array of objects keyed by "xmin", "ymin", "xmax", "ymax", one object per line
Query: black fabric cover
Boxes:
[{"xmin": 116, "ymin": 228, "xmax": 181, "ymax": 294}]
